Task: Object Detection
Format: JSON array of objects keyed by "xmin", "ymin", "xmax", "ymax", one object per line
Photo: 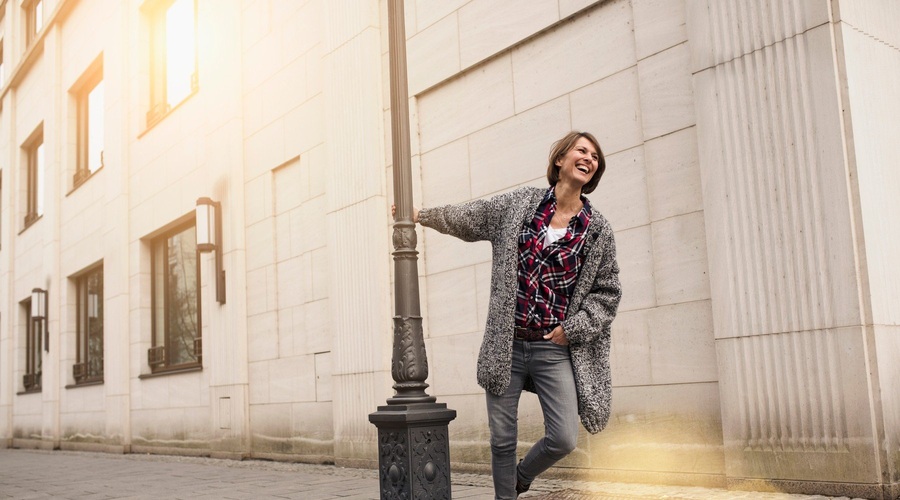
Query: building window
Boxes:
[
  {"xmin": 0, "ymin": 9, "xmax": 6, "ymax": 85},
  {"xmin": 149, "ymin": 220, "xmax": 201, "ymax": 371},
  {"xmin": 74, "ymin": 266, "xmax": 103, "ymax": 384},
  {"xmin": 74, "ymin": 63, "xmax": 104, "ymax": 186},
  {"xmin": 25, "ymin": 0, "xmax": 43, "ymax": 46},
  {"xmin": 23, "ymin": 298, "xmax": 42, "ymax": 392},
  {"xmin": 1, "ymin": 39, "xmax": 6, "ymax": 86},
  {"xmin": 24, "ymin": 127, "xmax": 44, "ymax": 226},
  {"xmin": 147, "ymin": 0, "xmax": 197, "ymax": 125}
]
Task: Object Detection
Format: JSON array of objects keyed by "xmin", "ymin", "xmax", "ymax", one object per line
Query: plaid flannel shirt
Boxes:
[{"xmin": 514, "ymin": 187, "xmax": 592, "ymax": 329}]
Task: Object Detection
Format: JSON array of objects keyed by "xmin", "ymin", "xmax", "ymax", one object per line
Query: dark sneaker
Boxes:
[
  {"xmin": 515, "ymin": 459, "xmax": 530, "ymax": 497},
  {"xmin": 515, "ymin": 478, "xmax": 531, "ymax": 497}
]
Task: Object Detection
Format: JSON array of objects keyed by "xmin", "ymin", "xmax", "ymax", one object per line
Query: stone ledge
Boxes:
[
  {"xmin": 11, "ymin": 438, "xmax": 58, "ymax": 451},
  {"xmin": 728, "ymin": 477, "xmax": 898, "ymax": 500},
  {"xmin": 130, "ymin": 445, "xmax": 211, "ymax": 457},
  {"xmin": 59, "ymin": 442, "xmax": 128, "ymax": 454}
]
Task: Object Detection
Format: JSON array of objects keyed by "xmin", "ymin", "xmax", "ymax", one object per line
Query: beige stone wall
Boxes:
[
  {"xmin": 411, "ymin": 0, "xmax": 722, "ymax": 481},
  {"xmin": 0, "ymin": 0, "xmax": 896, "ymax": 495},
  {"xmin": 9, "ymin": 0, "xmax": 63, "ymax": 448},
  {"xmin": 242, "ymin": 0, "xmax": 336, "ymax": 461},
  {"xmin": 689, "ymin": 0, "xmax": 899, "ymax": 495},
  {"xmin": 126, "ymin": 0, "xmax": 245, "ymax": 453},
  {"xmin": 324, "ymin": 0, "xmax": 394, "ymax": 466},
  {"xmin": 56, "ymin": 0, "xmax": 128, "ymax": 451},
  {"xmin": 836, "ymin": 0, "xmax": 900, "ymax": 487}
]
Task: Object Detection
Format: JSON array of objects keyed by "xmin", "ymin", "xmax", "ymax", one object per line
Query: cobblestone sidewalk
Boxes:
[{"xmin": 0, "ymin": 449, "xmax": 857, "ymax": 499}]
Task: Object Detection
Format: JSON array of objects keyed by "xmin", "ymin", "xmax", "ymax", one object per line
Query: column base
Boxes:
[{"xmin": 369, "ymin": 402, "xmax": 457, "ymax": 500}]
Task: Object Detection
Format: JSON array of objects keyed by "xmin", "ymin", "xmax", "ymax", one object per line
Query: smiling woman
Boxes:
[{"xmin": 412, "ymin": 131, "xmax": 621, "ymax": 499}]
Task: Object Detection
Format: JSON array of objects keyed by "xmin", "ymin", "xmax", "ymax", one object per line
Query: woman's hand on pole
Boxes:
[{"xmin": 391, "ymin": 204, "xmax": 419, "ymax": 223}]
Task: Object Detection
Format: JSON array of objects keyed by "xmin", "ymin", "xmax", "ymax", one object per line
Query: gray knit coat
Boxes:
[{"xmin": 418, "ymin": 186, "xmax": 622, "ymax": 434}]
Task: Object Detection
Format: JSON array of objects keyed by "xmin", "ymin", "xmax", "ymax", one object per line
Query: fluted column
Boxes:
[
  {"xmin": 687, "ymin": 0, "xmax": 896, "ymax": 496},
  {"xmin": 322, "ymin": 0, "xmax": 394, "ymax": 466}
]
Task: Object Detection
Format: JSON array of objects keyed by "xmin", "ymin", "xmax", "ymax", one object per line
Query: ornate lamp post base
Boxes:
[{"xmin": 369, "ymin": 403, "xmax": 457, "ymax": 499}]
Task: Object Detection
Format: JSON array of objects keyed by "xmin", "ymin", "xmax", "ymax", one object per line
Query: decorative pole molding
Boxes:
[
  {"xmin": 385, "ymin": 0, "xmax": 430, "ymax": 398},
  {"xmin": 369, "ymin": 0, "xmax": 456, "ymax": 499}
]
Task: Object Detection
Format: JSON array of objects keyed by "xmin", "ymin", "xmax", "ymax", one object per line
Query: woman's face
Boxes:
[{"xmin": 555, "ymin": 137, "xmax": 599, "ymax": 188}]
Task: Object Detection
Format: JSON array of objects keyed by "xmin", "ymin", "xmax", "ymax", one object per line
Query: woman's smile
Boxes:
[{"xmin": 557, "ymin": 137, "xmax": 599, "ymax": 185}]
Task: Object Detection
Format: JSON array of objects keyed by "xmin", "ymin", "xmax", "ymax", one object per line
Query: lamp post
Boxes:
[
  {"xmin": 196, "ymin": 197, "xmax": 225, "ymax": 304},
  {"xmin": 368, "ymin": 1, "xmax": 456, "ymax": 498}
]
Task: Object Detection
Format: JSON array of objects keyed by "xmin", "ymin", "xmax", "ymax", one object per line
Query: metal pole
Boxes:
[
  {"xmin": 386, "ymin": 0, "xmax": 431, "ymax": 405},
  {"xmin": 369, "ymin": 1, "xmax": 456, "ymax": 498},
  {"xmin": 214, "ymin": 201, "xmax": 226, "ymax": 304}
]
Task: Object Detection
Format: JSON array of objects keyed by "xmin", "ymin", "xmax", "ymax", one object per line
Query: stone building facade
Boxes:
[{"xmin": 0, "ymin": 0, "xmax": 897, "ymax": 498}]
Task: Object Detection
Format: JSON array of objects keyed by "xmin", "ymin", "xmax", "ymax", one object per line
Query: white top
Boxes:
[{"xmin": 544, "ymin": 226, "xmax": 568, "ymax": 247}]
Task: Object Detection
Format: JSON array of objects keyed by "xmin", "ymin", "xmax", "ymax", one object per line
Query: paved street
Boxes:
[{"xmin": 0, "ymin": 449, "xmax": 855, "ymax": 499}]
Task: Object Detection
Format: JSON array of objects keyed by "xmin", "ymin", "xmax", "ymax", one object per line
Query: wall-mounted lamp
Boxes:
[
  {"xmin": 196, "ymin": 197, "xmax": 225, "ymax": 304},
  {"xmin": 32, "ymin": 288, "xmax": 48, "ymax": 351},
  {"xmin": 31, "ymin": 288, "xmax": 47, "ymax": 319},
  {"xmin": 87, "ymin": 292, "xmax": 100, "ymax": 320}
]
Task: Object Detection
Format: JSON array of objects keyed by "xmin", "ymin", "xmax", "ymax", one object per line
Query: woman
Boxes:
[{"xmin": 404, "ymin": 131, "xmax": 621, "ymax": 499}]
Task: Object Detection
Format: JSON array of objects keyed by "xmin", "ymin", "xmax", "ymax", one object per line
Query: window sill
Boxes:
[
  {"xmin": 18, "ymin": 214, "xmax": 43, "ymax": 235},
  {"xmin": 65, "ymin": 379, "xmax": 104, "ymax": 389},
  {"xmin": 67, "ymin": 166, "xmax": 104, "ymax": 196},
  {"xmin": 139, "ymin": 365, "xmax": 201, "ymax": 380},
  {"xmin": 17, "ymin": 388, "xmax": 42, "ymax": 395},
  {"xmin": 138, "ymin": 89, "xmax": 198, "ymax": 139}
]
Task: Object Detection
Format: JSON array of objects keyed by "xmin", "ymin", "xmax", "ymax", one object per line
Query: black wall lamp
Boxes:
[
  {"xmin": 196, "ymin": 197, "xmax": 225, "ymax": 304},
  {"xmin": 32, "ymin": 288, "xmax": 48, "ymax": 351}
]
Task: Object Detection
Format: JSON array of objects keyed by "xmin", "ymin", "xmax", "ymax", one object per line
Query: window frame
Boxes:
[
  {"xmin": 148, "ymin": 218, "xmax": 202, "ymax": 374},
  {"xmin": 23, "ymin": 126, "xmax": 43, "ymax": 228},
  {"xmin": 0, "ymin": 8, "xmax": 6, "ymax": 87},
  {"xmin": 73, "ymin": 59, "xmax": 104, "ymax": 188},
  {"xmin": 25, "ymin": 0, "xmax": 44, "ymax": 47},
  {"xmin": 0, "ymin": 38, "xmax": 5, "ymax": 87},
  {"xmin": 22, "ymin": 298, "xmax": 41, "ymax": 393},
  {"xmin": 145, "ymin": 0, "xmax": 198, "ymax": 127},
  {"xmin": 0, "ymin": 171, "xmax": 3, "ymax": 250},
  {"xmin": 74, "ymin": 264, "xmax": 104, "ymax": 385}
]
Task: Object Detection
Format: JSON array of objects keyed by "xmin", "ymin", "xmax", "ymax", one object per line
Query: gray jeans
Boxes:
[{"xmin": 485, "ymin": 339, "xmax": 580, "ymax": 499}]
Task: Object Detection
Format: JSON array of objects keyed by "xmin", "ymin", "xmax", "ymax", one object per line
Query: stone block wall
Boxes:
[
  {"xmin": 241, "ymin": 0, "xmax": 334, "ymax": 461},
  {"xmin": 412, "ymin": 0, "xmax": 723, "ymax": 483},
  {"xmin": 688, "ymin": 0, "xmax": 900, "ymax": 495},
  {"xmin": 0, "ymin": 1, "xmax": 895, "ymax": 496}
]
